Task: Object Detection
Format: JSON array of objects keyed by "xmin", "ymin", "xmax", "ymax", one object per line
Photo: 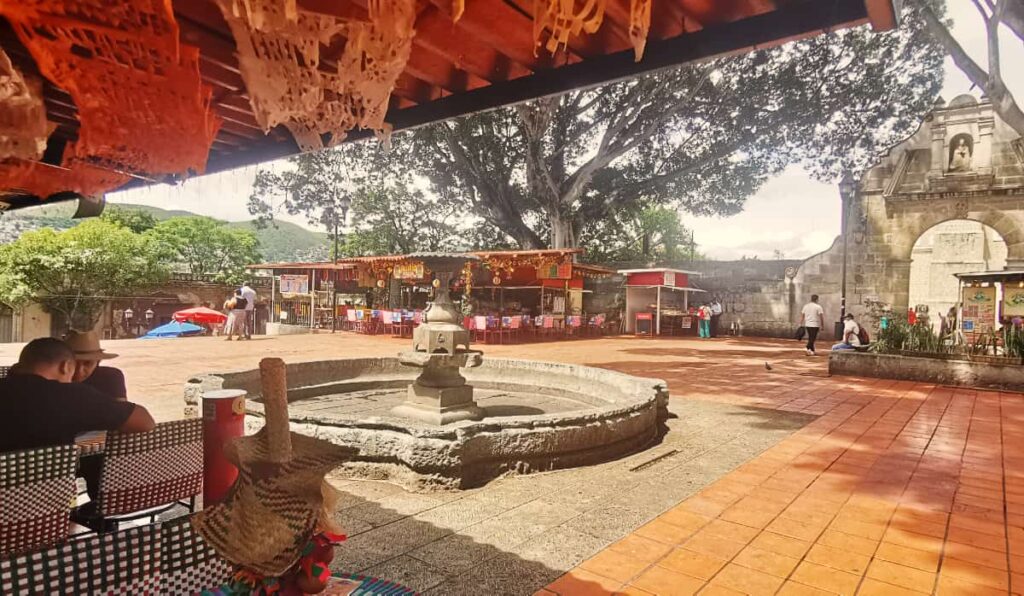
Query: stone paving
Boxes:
[{"xmin": 4, "ymin": 333, "xmax": 1022, "ymax": 594}]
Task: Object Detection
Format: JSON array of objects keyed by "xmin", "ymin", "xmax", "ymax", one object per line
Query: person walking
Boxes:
[
  {"xmin": 799, "ymin": 294, "xmax": 825, "ymax": 355},
  {"xmin": 698, "ymin": 303, "xmax": 712, "ymax": 338},
  {"xmin": 710, "ymin": 297, "xmax": 723, "ymax": 338},
  {"xmin": 240, "ymin": 282, "xmax": 257, "ymax": 340},
  {"xmin": 223, "ymin": 293, "xmax": 238, "ymax": 340},
  {"xmin": 230, "ymin": 289, "xmax": 249, "ymax": 340}
]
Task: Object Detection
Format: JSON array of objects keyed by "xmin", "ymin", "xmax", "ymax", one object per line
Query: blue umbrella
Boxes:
[{"xmin": 141, "ymin": 320, "xmax": 204, "ymax": 339}]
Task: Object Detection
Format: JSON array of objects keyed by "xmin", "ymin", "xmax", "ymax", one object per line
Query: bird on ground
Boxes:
[{"xmin": 764, "ymin": 362, "xmax": 773, "ymax": 370}]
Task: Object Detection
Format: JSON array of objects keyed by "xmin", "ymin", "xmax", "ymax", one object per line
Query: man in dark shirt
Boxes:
[
  {"xmin": 65, "ymin": 330, "xmax": 128, "ymax": 400},
  {"xmin": 0, "ymin": 338, "xmax": 154, "ymax": 453}
]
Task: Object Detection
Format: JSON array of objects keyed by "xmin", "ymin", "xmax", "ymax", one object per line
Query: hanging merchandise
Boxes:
[
  {"xmin": 0, "ymin": 48, "xmax": 53, "ymax": 161},
  {"xmin": 533, "ymin": 0, "xmax": 606, "ymax": 56},
  {"xmin": 0, "ymin": 146, "xmax": 129, "ymax": 198},
  {"xmin": 0, "ymin": 0, "xmax": 220, "ymax": 195},
  {"xmin": 216, "ymin": 0, "xmax": 416, "ymax": 151}
]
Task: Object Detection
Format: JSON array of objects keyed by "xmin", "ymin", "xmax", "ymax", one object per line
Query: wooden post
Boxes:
[{"xmin": 656, "ymin": 286, "xmax": 662, "ymax": 335}]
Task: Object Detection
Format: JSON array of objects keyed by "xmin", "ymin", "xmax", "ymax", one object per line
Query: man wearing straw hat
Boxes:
[{"xmin": 65, "ymin": 329, "xmax": 127, "ymax": 400}]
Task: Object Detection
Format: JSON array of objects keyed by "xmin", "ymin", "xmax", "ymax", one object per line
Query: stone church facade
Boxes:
[{"xmin": 692, "ymin": 95, "xmax": 1024, "ymax": 338}]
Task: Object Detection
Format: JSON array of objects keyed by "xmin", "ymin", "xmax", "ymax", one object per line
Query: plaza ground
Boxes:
[{"xmin": 3, "ymin": 334, "xmax": 1021, "ymax": 594}]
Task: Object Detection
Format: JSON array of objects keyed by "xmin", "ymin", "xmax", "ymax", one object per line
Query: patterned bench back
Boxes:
[
  {"xmin": 0, "ymin": 445, "xmax": 78, "ymax": 557},
  {"xmin": 0, "ymin": 366, "xmax": 10, "ymax": 379},
  {"xmin": 0, "ymin": 516, "xmax": 233, "ymax": 595},
  {"xmin": 97, "ymin": 419, "xmax": 203, "ymax": 517}
]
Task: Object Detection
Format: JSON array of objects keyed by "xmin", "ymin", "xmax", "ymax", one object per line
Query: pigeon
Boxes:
[{"xmin": 764, "ymin": 362, "xmax": 773, "ymax": 370}]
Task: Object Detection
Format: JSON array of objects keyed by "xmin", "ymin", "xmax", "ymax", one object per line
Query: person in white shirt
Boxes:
[
  {"xmin": 710, "ymin": 298, "xmax": 723, "ymax": 337},
  {"xmin": 240, "ymin": 282, "xmax": 257, "ymax": 340},
  {"xmin": 832, "ymin": 314, "xmax": 862, "ymax": 351},
  {"xmin": 799, "ymin": 294, "xmax": 825, "ymax": 355}
]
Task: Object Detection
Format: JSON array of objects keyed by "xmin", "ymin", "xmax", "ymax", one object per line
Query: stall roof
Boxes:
[
  {"xmin": 617, "ymin": 267, "xmax": 702, "ymax": 276},
  {"xmin": 955, "ymin": 270, "xmax": 1024, "ymax": 282},
  {"xmin": 626, "ymin": 285, "xmax": 705, "ymax": 292},
  {"xmin": 249, "ymin": 250, "xmax": 613, "ymax": 272},
  {"xmin": 1, "ymin": 0, "xmax": 897, "ymax": 210}
]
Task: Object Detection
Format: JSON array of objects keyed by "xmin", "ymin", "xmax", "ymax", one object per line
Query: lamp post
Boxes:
[
  {"xmin": 331, "ymin": 195, "xmax": 351, "ymax": 332},
  {"xmin": 836, "ymin": 174, "xmax": 856, "ymax": 339},
  {"xmin": 124, "ymin": 307, "xmax": 134, "ymax": 337},
  {"xmin": 144, "ymin": 308, "xmax": 154, "ymax": 329}
]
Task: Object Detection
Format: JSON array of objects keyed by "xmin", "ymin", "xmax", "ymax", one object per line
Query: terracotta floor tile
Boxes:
[
  {"xmin": 766, "ymin": 517, "xmax": 824, "ymax": 542},
  {"xmin": 701, "ymin": 519, "xmax": 760, "ymax": 544},
  {"xmin": 614, "ymin": 587, "xmax": 655, "ymax": 596},
  {"xmin": 874, "ymin": 541, "xmax": 940, "ymax": 572},
  {"xmin": 944, "ymin": 542, "xmax": 1009, "ymax": 571},
  {"xmin": 828, "ymin": 518, "xmax": 887, "ymax": 541},
  {"xmin": 548, "ymin": 569, "xmax": 622, "ymax": 596},
  {"xmin": 950, "ymin": 514, "xmax": 1006, "ymax": 537},
  {"xmin": 682, "ymin": 531, "xmax": 747, "ymax": 561},
  {"xmin": 749, "ymin": 531, "xmax": 812, "ymax": 559},
  {"xmin": 680, "ymin": 497, "xmax": 729, "ymax": 519},
  {"xmin": 657, "ymin": 549, "xmax": 728, "ymax": 580},
  {"xmin": 636, "ymin": 520, "xmax": 696, "ymax": 545},
  {"xmin": 804, "ymin": 543, "xmax": 872, "ymax": 575},
  {"xmin": 660, "ymin": 508, "xmax": 714, "ymax": 533},
  {"xmin": 940, "ymin": 557, "xmax": 1010, "ymax": 590},
  {"xmin": 857, "ymin": 578, "xmax": 928, "ymax": 595},
  {"xmin": 708, "ymin": 563, "xmax": 784, "ymax": 595},
  {"xmin": 534, "ymin": 590, "xmax": 558, "ymax": 596},
  {"xmin": 775, "ymin": 582, "xmax": 834, "ymax": 596},
  {"xmin": 696, "ymin": 585, "xmax": 745, "ymax": 596},
  {"xmin": 816, "ymin": 529, "xmax": 878, "ymax": 557},
  {"xmin": 609, "ymin": 535, "xmax": 676, "ymax": 563},
  {"xmin": 882, "ymin": 528, "xmax": 943, "ymax": 554},
  {"xmin": 630, "ymin": 565, "xmax": 705, "ymax": 596},
  {"xmin": 935, "ymin": 574, "xmax": 1011, "ymax": 595},
  {"xmin": 731, "ymin": 546, "xmax": 800, "ymax": 578},
  {"xmin": 865, "ymin": 559, "xmax": 936, "ymax": 593},
  {"xmin": 580, "ymin": 549, "xmax": 655, "ymax": 584},
  {"xmin": 947, "ymin": 526, "xmax": 1007, "ymax": 552},
  {"xmin": 789, "ymin": 561, "xmax": 861, "ymax": 595},
  {"xmin": 718, "ymin": 505, "xmax": 778, "ymax": 530}
]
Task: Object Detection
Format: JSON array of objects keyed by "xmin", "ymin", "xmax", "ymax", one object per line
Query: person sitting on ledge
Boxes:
[
  {"xmin": 831, "ymin": 314, "xmax": 863, "ymax": 351},
  {"xmin": 65, "ymin": 329, "xmax": 127, "ymax": 400}
]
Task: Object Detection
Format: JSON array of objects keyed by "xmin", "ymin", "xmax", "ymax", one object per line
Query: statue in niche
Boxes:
[{"xmin": 947, "ymin": 133, "xmax": 973, "ymax": 172}]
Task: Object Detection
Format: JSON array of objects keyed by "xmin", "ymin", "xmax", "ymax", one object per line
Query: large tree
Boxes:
[
  {"xmin": 147, "ymin": 217, "xmax": 260, "ymax": 283},
  {"xmin": 0, "ymin": 219, "xmax": 168, "ymax": 329},
  {"xmin": 922, "ymin": 0, "xmax": 1024, "ymax": 137},
  {"xmin": 580, "ymin": 204, "xmax": 697, "ymax": 265},
  {"xmin": 409, "ymin": 0, "xmax": 944, "ymax": 248}
]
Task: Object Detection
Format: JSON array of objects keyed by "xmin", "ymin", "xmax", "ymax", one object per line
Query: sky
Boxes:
[{"xmin": 109, "ymin": 3, "xmax": 1024, "ymax": 261}]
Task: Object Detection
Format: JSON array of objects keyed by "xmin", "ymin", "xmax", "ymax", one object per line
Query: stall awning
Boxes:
[
  {"xmin": 955, "ymin": 270, "xmax": 1024, "ymax": 283},
  {"xmin": 625, "ymin": 285, "xmax": 706, "ymax": 292}
]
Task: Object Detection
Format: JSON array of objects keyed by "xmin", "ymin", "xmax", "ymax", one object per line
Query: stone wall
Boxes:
[{"xmin": 830, "ymin": 351, "xmax": 1024, "ymax": 391}]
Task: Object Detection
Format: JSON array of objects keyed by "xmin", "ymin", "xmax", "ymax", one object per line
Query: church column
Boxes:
[
  {"xmin": 976, "ymin": 116, "xmax": 995, "ymax": 174},
  {"xmin": 929, "ymin": 124, "xmax": 946, "ymax": 175}
]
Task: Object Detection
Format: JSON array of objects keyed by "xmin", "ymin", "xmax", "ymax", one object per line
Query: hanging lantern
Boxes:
[
  {"xmin": 492, "ymin": 276, "xmax": 501, "ymax": 286},
  {"xmin": 376, "ymin": 279, "xmax": 385, "ymax": 288},
  {"xmin": 432, "ymin": 279, "xmax": 441, "ymax": 288}
]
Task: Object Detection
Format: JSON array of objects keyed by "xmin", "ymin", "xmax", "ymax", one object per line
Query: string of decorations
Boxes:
[{"xmin": 0, "ymin": 48, "xmax": 52, "ymax": 162}]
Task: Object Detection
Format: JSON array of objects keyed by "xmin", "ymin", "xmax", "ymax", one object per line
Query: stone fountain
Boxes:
[
  {"xmin": 186, "ymin": 252, "xmax": 670, "ymax": 489},
  {"xmin": 392, "ymin": 253, "xmax": 484, "ymax": 425}
]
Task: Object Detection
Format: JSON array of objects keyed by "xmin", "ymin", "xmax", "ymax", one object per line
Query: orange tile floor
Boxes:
[{"xmin": 542, "ymin": 377, "xmax": 1024, "ymax": 595}]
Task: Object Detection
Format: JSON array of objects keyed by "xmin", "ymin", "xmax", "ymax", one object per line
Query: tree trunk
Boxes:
[{"xmin": 549, "ymin": 214, "xmax": 576, "ymax": 249}]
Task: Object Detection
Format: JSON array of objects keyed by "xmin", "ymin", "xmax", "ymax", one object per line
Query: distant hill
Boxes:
[{"xmin": 0, "ymin": 202, "xmax": 328, "ymax": 263}]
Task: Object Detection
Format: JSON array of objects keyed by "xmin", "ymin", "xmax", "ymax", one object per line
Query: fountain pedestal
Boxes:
[{"xmin": 392, "ymin": 351, "xmax": 484, "ymax": 425}]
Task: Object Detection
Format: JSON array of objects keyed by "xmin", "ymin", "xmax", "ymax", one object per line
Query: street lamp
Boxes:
[
  {"xmin": 124, "ymin": 307, "xmax": 134, "ymax": 336},
  {"xmin": 837, "ymin": 173, "xmax": 856, "ymax": 339},
  {"xmin": 331, "ymin": 195, "xmax": 352, "ymax": 332},
  {"xmin": 145, "ymin": 308, "xmax": 154, "ymax": 327}
]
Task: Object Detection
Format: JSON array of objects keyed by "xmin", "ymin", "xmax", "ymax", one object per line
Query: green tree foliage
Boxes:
[
  {"xmin": 0, "ymin": 219, "xmax": 168, "ymax": 329},
  {"xmin": 249, "ymin": 138, "xmax": 473, "ymax": 256},
  {"xmin": 100, "ymin": 206, "xmax": 158, "ymax": 233},
  {"xmin": 409, "ymin": 0, "xmax": 944, "ymax": 248},
  {"xmin": 148, "ymin": 217, "xmax": 260, "ymax": 283},
  {"xmin": 580, "ymin": 205, "xmax": 696, "ymax": 264}
]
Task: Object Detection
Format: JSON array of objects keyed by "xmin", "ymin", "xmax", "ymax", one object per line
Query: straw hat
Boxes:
[
  {"xmin": 193, "ymin": 358, "xmax": 355, "ymax": 577},
  {"xmin": 64, "ymin": 330, "xmax": 118, "ymax": 360}
]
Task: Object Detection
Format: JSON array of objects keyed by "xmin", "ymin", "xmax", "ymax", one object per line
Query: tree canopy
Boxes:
[
  {"xmin": 100, "ymin": 206, "xmax": 158, "ymax": 234},
  {"xmin": 148, "ymin": 217, "xmax": 260, "ymax": 283},
  {"xmin": 0, "ymin": 219, "xmax": 168, "ymax": 329}
]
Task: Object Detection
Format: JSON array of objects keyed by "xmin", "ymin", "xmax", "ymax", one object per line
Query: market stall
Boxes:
[
  {"xmin": 619, "ymin": 268, "xmax": 705, "ymax": 336},
  {"xmin": 954, "ymin": 270, "xmax": 1024, "ymax": 340}
]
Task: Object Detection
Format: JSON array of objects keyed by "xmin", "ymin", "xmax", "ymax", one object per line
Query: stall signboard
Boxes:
[
  {"xmin": 635, "ymin": 312, "xmax": 653, "ymax": 336},
  {"xmin": 393, "ymin": 262, "xmax": 424, "ymax": 280},
  {"xmin": 663, "ymin": 271, "xmax": 676, "ymax": 287},
  {"xmin": 538, "ymin": 262, "xmax": 572, "ymax": 279},
  {"xmin": 279, "ymin": 274, "xmax": 309, "ymax": 294},
  {"xmin": 1004, "ymin": 286, "xmax": 1024, "ymax": 317},
  {"xmin": 962, "ymin": 286, "xmax": 997, "ymax": 334}
]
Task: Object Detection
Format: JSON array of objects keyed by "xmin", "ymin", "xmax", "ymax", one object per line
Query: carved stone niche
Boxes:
[{"xmin": 926, "ymin": 95, "xmax": 996, "ymax": 192}]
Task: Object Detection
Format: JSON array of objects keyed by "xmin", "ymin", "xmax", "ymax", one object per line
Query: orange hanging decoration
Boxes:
[
  {"xmin": 533, "ymin": 0, "xmax": 606, "ymax": 56},
  {"xmin": 451, "ymin": 0, "xmax": 465, "ymax": 22},
  {"xmin": 0, "ymin": 0, "xmax": 220, "ymax": 194},
  {"xmin": 0, "ymin": 154, "xmax": 129, "ymax": 200},
  {"xmin": 628, "ymin": 0, "xmax": 652, "ymax": 62},
  {"xmin": 0, "ymin": 48, "xmax": 53, "ymax": 161}
]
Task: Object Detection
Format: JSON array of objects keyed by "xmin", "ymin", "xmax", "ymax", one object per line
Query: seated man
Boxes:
[
  {"xmin": 0, "ymin": 338, "xmax": 155, "ymax": 512},
  {"xmin": 65, "ymin": 330, "xmax": 127, "ymax": 400},
  {"xmin": 831, "ymin": 314, "xmax": 863, "ymax": 351}
]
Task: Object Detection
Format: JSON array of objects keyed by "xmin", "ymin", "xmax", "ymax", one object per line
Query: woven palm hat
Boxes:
[
  {"xmin": 65, "ymin": 330, "xmax": 118, "ymax": 360},
  {"xmin": 193, "ymin": 357, "xmax": 355, "ymax": 576}
]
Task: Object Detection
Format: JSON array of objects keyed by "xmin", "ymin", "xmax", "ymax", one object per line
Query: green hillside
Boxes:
[{"xmin": 0, "ymin": 202, "xmax": 328, "ymax": 263}]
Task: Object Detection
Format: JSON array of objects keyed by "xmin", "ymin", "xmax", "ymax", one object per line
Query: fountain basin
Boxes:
[{"xmin": 185, "ymin": 358, "xmax": 668, "ymax": 489}]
